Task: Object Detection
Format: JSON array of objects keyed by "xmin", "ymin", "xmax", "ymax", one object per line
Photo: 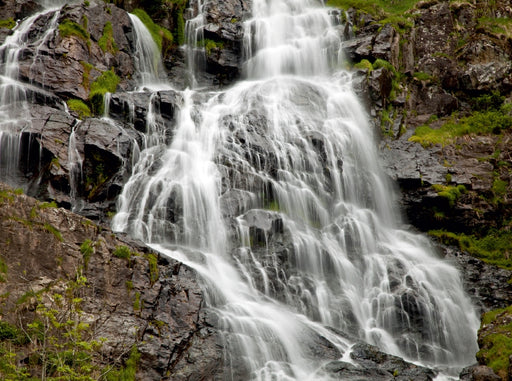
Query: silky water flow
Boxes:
[
  {"xmin": 113, "ymin": 0, "xmax": 480, "ymax": 379},
  {"xmin": 0, "ymin": 0, "xmax": 480, "ymax": 380}
]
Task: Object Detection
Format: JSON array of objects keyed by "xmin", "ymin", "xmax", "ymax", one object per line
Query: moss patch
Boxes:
[
  {"xmin": 430, "ymin": 229, "xmax": 512, "ymax": 270},
  {"xmin": 59, "ymin": 19, "xmax": 90, "ymax": 43},
  {"xmin": 477, "ymin": 305, "xmax": 512, "ymax": 379},
  {"xmin": 0, "ymin": 18, "xmax": 15, "ymax": 29},
  {"xmin": 409, "ymin": 107, "xmax": 512, "ymax": 147},
  {"xmin": 98, "ymin": 21, "xmax": 118, "ymax": 54},
  {"xmin": 67, "ymin": 99, "xmax": 91, "ymax": 119}
]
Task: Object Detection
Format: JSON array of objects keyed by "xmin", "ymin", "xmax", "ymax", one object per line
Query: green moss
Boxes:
[
  {"xmin": 197, "ymin": 38, "xmax": 224, "ymax": 56},
  {"xmin": 477, "ymin": 305, "xmax": 512, "ymax": 379},
  {"xmin": 144, "ymin": 253, "xmax": 159, "ymax": 285},
  {"xmin": 89, "ymin": 68, "xmax": 120, "ymax": 115},
  {"xmin": 133, "ymin": 292, "xmax": 141, "ymax": 311},
  {"xmin": 0, "ymin": 18, "xmax": 16, "ymax": 29},
  {"xmin": 113, "ymin": 245, "xmax": 131, "ymax": 260},
  {"xmin": 67, "ymin": 99, "xmax": 91, "ymax": 119},
  {"xmin": 0, "ymin": 256, "xmax": 7, "ymax": 283},
  {"xmin": 327, "ymin": 0, "xmax": 420, "ymax": 18},
  {"xmin": 175, "ymin": 8, "xmax": 186, "ymax": 46},
  {"xmin": 413, "ymin": 71, "xmax": 434, "ymax": 81},
  {"xmin": 353, "ymin": 59, "xmax": 373, "ymax": 72},
  {"xmin": 59, "ymin": 19, "xmax": 90, "ymax": 42},
  {"xmin": 80, "ymin": 61, "xmax": 94, "ymax": 92},
  {"xmin": 432, "ymin": 184, "xmax": 466, "ymax": 207},
  {"xmin": 430, "ymin": 229, "xmax": 512, "ymax": 270},
  {"xmin": 409, "ymin": 107, "xmax": 512, "ymax": 147},
  {"xmin": 132, "ymin": 9, "xmax": 173, "ymax": 54},
  {"xmin": 98, "ymin": 21, "xmax": 118, "ymax": 54}
]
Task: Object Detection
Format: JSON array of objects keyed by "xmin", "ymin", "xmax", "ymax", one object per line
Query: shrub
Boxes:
[{"xmin": 113, "ymin": 245, "xmax": 131, "ymax": 260}]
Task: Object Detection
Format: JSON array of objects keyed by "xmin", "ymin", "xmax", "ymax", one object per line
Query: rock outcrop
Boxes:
[{"xmin": 0, "ymin": 183, "xmax": 222, "ymax": 380}]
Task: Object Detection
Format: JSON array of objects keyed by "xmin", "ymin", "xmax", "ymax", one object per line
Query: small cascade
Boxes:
[
  {"xmin": 184, "ymin": 0, "xmax": 206, "ymax": 87},
  {"xmin": 67, "ymin": 120, "xmax": 84, "ymax": 212},
  {"xmin": 128, "ymin": 13, "xmax": 171, "ymax": 90},
  {"xmin": 0, "ymin": 3, "xmax": 63, "ymax": 189}
]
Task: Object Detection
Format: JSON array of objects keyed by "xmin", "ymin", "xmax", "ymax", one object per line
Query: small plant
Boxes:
[
  {"xmin": 113, "ymin": 245, "xmax": 131, "ymax": 260},
  {"xmin": 80, "ymin": 240, "xmax": 94, "ymax": 269},
  {"xmin": 144, "ymin": 253, "xmax": 159, "ymax": 285}
]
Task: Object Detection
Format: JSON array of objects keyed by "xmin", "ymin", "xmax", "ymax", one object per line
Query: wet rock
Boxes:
[
  {"xmin": 321, "ymin": 342, "xmax": 436, "ymax": 380},
  {"xmin": 16, "ymin": 0, "xmax": 136, "ymax": 100},
  {"xmin": 459, "ymin": 365, "xmax": 501, "ymax": 381},
  {"xmin": 444, "ymin": 245, "xmax": 512, "ymax": 313},
  {"xmin": 198, "ymin": 0, "xmax": 252, "ymax": 85}
]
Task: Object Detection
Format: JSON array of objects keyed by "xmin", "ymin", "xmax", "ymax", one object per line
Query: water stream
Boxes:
[
  {"xmin": 0, "ymin": 0, "xmax": 480, "ymax": 379},
  {"xmin": 113, "ymin": 0, "xmax": 480, "ymax": 379}
]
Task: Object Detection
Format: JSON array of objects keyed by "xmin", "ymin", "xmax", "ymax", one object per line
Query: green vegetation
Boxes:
[
  {"xmin": 98, "ymin": 21, "xmax": 118, "ymax": 54},
  {"xmin": 0, "ymin": 256, "xmax": 7, "ymax": 283},
  {"xmin": 197, "ymin": 38, "xmax": 224, "ymax": 56},
  {"xmin": 353, "ymin": 59, "xmax": 373, "ymax": 72},
  {"xmin": 89, "ymin": 68, "xmax": 120, "ymax": 115},
  {"xmin": 144, "ymin": 253, "xmax": 159, "ymax": 284},
  {"xmin": 58, "ymin": 19, "xmax": 90, "ymax": 42},
  {"xmin": 132, "ymin": 9, "xmax": 173, "ymax": 54},
  {"xmin": 430, "ymin": 229, "xmax": 512, "ymax": 270},
  {"xmin": 113, "ymin": 245, "xmax": 132, "ymax": 260},
  {"xmin": 409, "ymin": 105, "xmax": 512, "ymax": 147},
  {"xmin": 477, "ymin": 16, "xmax": 512, "ymax": 38},
  {"xmin": 413, "ymin": 71, "xmax": 434, "ymax": 82},
  {"xmin": 477, "ymin": 305, "xmax": 512, "ymax": 379},
  {"xmin": 67, "ymin": 98, "xmax": 92, "ymax": 119},
  {"xmin": 81, "ymin": 61, "xmax": 94, "ymax": 92},
  {"xmin": 105, "ymin": 345, "xmax": 140, "ymax": 381},
  {"xmin": 80, "ymin": 239, "xmax": 94, "ymax": 269},
  {"xmin": 0, "ymin": 275, "xmax": 117, "ymax": 379},
  {"xmin": 326, "ymin": 0, "xmax": 420, "ymax": 18},
  {"xmin": 133, "ymin": 292, "xmax": 141, "ymax": 311},
  {"xmin": 431, "ymin": 184, "xmax": 466, "ymax": 207},
  {"xmin": 0, "ymin": 18, "xmax": 16, "ymax": 29}
]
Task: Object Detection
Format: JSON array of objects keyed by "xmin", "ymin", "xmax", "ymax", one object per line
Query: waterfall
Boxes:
[
  {"xmin": 114, "ymin": 0, "xmax": 479, "ymax": 379},
  {"xmin": 0, "ymin": 3, "xmax": 63, "ymax": 189},
  {"xmin": 128, "ymin": 14, "xmax": 172, "ymax": 90}
]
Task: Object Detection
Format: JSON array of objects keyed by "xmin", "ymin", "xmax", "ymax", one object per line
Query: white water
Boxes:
[
  {"xmin": 114, "ymin": 0, "xmax": 479, "ymax": 379},
  {"xmin": 0, "ymin": 2, "xmax": 64, "ymax": 188}
]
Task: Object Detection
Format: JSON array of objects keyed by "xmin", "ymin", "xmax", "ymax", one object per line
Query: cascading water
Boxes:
[
  {"xmin": 0, "ymin": 0, "xmax": 74, "ymax": 189},
  {"xmin": 113, "ymin": 0, "xmax": 480, "ymax": 379}
]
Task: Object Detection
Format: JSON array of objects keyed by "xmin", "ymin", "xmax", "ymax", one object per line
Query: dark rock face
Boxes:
[
  {"xmin": 0, "ymin": 183, "xmax": 222, "ymax": 380},
  {"xmin": 16, "ymin": 0, "xmax": 136, "ymax": 100}
]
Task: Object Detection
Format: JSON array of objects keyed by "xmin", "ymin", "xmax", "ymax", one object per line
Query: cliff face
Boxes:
[
  {"xmin": 0, "ymin": 184, "xmax": 221, "ymax": 380},
  {"xmin": 1, "ymin": 0, "xmax": 512, "ymax": 379}
]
